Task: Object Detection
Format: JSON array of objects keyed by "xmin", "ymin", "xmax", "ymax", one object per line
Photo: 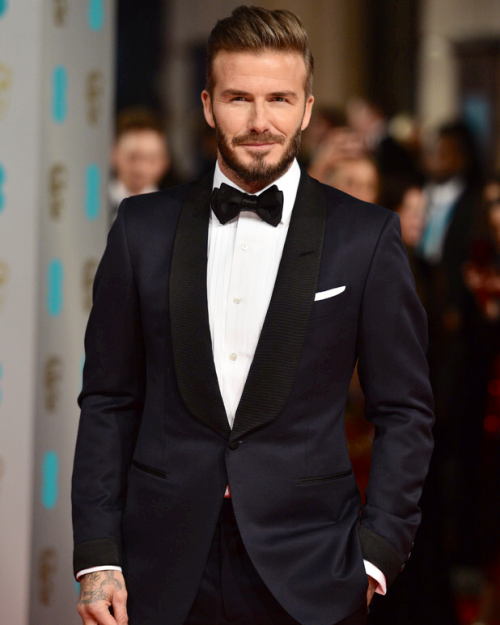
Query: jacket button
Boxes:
[{"xmin": 228, "ymin": 440, "xmax": 240, "ymax": 450}]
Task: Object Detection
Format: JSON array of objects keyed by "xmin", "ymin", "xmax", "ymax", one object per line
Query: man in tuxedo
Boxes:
[{"xmin": 72, "ymin": 7, "xmax": 434, "ymax": 625}]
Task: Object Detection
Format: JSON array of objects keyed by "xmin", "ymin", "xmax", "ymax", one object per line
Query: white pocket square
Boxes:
[{"xmin": 314, "ymin": 286, "xmax": 346, "ymax": 301}]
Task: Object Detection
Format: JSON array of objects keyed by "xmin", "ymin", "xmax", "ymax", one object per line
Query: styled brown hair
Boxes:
[{"xmin": 206, "ymin": 5, "xmax": 314, "ymax": 96}]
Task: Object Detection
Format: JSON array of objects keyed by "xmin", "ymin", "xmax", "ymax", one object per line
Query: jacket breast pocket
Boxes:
[{"xmin": 310, "ymin": 291, "xmax": 350, "ymax": 320}]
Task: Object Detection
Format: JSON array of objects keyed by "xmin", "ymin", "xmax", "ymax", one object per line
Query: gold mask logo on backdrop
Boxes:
[
  {"xmin": 53, "ymin": 0, "xmax": 68, "ymax": 26},
  {"xmin": 0, "ymin": 259, "xmax": 10, "ymax": 312},
  {"xmin": 44, "ymin": 356, "xmax": 63, "ymax": 413},
  {"xmin": 39, "ymin": 548, "xmax": 58, "ymax": 606},
  {"xmin": 82, "ymin": 259, "xmax": 98, "ymax": 312},
  {"xmin": 0, "ymin": 64, "xmax": 13, "ymax": 121},
  {"xmin": 86, "ymin": 71, "xmax": 104, "ymax": 126},
  {"xmin": 48, "ymin": 164, "xmax": 68, "ymax": 221}
]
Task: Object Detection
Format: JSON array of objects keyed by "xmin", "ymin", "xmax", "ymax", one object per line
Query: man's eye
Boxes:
[
  {"xmin": 272, "ymin": 97, "xmax": 287, "ymax": 103},
  {"xmin": 232, "ymin": 97, "xmax": 246, "ymax": 101}
]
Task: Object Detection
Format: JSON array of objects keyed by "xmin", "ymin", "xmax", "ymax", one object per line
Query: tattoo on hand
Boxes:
[{"xmin": 78, "ymin": 570, "xmax": 123, "ymax": 605}]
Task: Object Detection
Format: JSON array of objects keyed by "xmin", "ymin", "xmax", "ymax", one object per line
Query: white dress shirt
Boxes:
[
  {"xmin": 78, "ymin": 159, "xmax": 387, "ymax": 595},
  {"xmin": 208, "ymin": 160, "xmax": 300, "ymax": 426}
]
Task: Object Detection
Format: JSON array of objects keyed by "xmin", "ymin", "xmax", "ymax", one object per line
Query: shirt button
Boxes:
[
  {"xmin": 241, "ymin": 244, "xmax": 248, "ymax": 251},
  {"xmin": 230, "ymin": 353, "xmax": 237, "ymax": 361},
  {"xmin": 233, "ymin": 297, "xmax": 241, "ymax": 304}
]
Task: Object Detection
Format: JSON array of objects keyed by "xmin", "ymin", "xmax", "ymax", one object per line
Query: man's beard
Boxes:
[{"xmin": 214, "ymin": 116, "xmax": 302, "ymax": 187}]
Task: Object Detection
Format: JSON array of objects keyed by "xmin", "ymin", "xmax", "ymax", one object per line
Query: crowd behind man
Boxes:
[
  {"xmin": 109, "ymin": 96, "xmax": 499, "ymax": 624},
  {"xmin": 302, "ymin": 97, "xmax": 499, "ymax": 625}
]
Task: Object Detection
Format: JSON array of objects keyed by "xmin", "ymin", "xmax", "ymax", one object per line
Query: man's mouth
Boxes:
[
  {"xmin": 240, "ymin": 142, "xmax": 275, "ymax": 149},
  {"xmin": 233, "ymin": 134, "xmax": 284, "ymax": 148}
]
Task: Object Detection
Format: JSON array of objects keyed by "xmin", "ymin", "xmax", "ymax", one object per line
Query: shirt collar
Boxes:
[
  {"xmin": 426, "ymin": 175, "xmax": 466, "ymax": 209},
  {"xmin": 212, "ymin": 159, "xmax": 301, "ymax": 226}
]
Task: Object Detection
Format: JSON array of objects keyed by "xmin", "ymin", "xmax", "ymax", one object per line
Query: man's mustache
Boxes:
[{"xmin": 232, "ymin": 133, "xmax": 285, "ymax": 146}]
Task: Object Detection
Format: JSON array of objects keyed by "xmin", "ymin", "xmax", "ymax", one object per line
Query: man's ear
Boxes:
[
  {"xmin": 201, "ymin": 91, "xmax": 215, "ymax": 129},
  {"xmin": 301, "ymin": 95, "xmax": 315, "ymax": 131}
]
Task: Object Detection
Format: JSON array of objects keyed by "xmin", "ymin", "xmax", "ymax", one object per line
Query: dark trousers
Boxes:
[{"xmin": 184, "ymin": 499, "xmax": 367, "ymax": 625}]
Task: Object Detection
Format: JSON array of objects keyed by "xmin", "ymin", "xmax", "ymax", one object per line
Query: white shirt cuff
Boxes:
[
  {"xmin": 76, "ymin": 565, "xmax": 123, "ymax": 581},
  {"xmin": 75, "ymin": 562, "xmax": 386, "ymax": 595},
  {"xmin": 363, "ymin": 560, "xmax": 387, "ymax": 595}
]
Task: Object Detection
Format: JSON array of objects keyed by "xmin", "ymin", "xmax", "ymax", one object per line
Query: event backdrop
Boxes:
[{"xmin": 0, "ymin": 1, "xmax": 115, "ymax": 623}]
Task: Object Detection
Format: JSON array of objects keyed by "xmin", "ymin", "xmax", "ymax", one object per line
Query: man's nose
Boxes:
[{"xmin": 248, "ymin": 102, "xmax": 269, "ymax": 133}]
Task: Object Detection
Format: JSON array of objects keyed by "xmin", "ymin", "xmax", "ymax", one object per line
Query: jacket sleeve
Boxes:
[
  {"xmin": 356, "ymin": 211, "xmax": 434, "ymax": 587},
  {"xmin": 72, "ymin": 199, "xmax": 146, "ymax": 576}
]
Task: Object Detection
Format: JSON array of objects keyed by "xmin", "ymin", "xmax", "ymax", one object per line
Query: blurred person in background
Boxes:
[
  {"xmin": 307, "ymin": 126, "xmax": 364, "ymax": 182},
  {"xmin": 416, "ymin": 121, "xmax": 483, "ymax": 622},
  {"xmin": 325, "ymin": 157, "xmax": 380, "ymax": 205},
  {"xmin": 108, "ymin": 107, "xmax": 171, "ymax": 225},
  {"xmin": 459, "ymin": 175, "xmax": 500, "ymax": 624},
  {"xmin": 416, "ymin": 121, "xmax": 481, "ymax": 423},
  {"xmin": 299, "ymin": 105, "xmax": 346, "ymax": 168},
  {"xmin": 463, "ymin": 176, "xmax": 500, "ymax": 321},
  {"xmin": 382, "ymin": 175, "xmax": 426, "ymax": 246},
  {"xmin": 369, "ymin": 174, "xmax": 459, "ymax": 625},
  {"xmin": 345, "ymin": 95, "xmax": 418, "ymax": 178},
  {"xmin": 417, "ymin": 121, "xmax": 481, "ymax": 340},
  {"xmin": 307, "ymin": 126, "xmax": 380, "ymax": 203},
  {"xmin": 388, "ymin": 113, "xmax": 423, "ymax": 170},
  {"xmin": 381, "ymin": 175, "xmax": 426, "ymax": 295}
]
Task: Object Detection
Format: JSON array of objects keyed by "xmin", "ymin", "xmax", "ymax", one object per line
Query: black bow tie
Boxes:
[{"xmin": 211, "ymin": 183, "xmax": 284, "ymax": 227}]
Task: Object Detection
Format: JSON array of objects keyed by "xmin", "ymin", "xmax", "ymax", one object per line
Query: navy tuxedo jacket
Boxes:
[{"xmin": 72, "ymin": 170, "xmax": 434, "ymax": 625}]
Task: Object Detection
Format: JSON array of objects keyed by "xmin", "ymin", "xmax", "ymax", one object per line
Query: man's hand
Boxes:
[
  {"xmin": 77, "ymin": 570, "xmax": 128, "ymax": 625},
  {"xmin": 366, "ymin": 574, "xmax": 378, "ymax": 606}
]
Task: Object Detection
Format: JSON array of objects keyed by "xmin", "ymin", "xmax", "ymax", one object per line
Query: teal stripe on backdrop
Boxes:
[
  {"xmin": 0, "ymin": 164, "xmax": 5, "ymax": 213},
  {"xmin": 85, "ymin": 164, "xmax": 101, "ymax": 221},
  {"xmin": 47, "ymin": 259, "xmax": 64, "ymax": 317},
  {"xmin": 88, "ymin": 0, "xmax": 104, "ymax": 31},
  {"xmin": 52, "ymin": 66, "xmax": 68, "ymax": 123},
  {"xmin": 41, "ymin": 451, "xmax": 59, "ymax": 509}
]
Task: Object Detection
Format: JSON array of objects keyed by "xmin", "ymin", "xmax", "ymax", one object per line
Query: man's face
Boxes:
[
  {"xmin": 202, "ymin": 51, "xmax": 314, "ymax": 191},
  {"xmin": 112, "ymin": 129, "xmax": 169, "ymax": 195},
  {"xmin": 426, "ymin": 135, "xmax": 466, "ymax": 183}
]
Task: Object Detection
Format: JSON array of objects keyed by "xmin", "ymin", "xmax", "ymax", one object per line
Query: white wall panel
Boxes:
[{"xmin": 0, "ymin": 1, "xmax": 115, "ymax": 623}]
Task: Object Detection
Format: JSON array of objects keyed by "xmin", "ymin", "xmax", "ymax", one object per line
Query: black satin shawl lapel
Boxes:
[
  {"xmin": 169, "ymin": 172, "xmax": 230, "ymax": 439},
  {"xmin": 231, "ymin": 172, "xmax": 326, "ymax": 442}
]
